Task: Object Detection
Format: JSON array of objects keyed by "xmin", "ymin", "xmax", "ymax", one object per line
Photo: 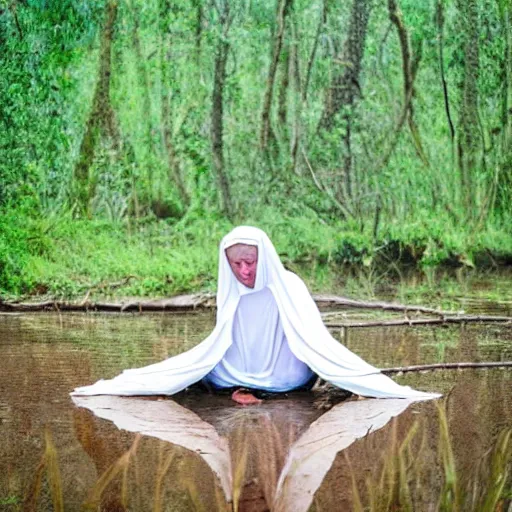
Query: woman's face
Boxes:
[{"xmin": 225, "ymin": 244, "xmax": 258, "ymax": 288}]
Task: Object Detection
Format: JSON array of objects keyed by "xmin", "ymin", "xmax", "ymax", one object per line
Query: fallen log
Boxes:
[
  {"xmin": 313, "ymin": 361, "xmax": 512, "ymax": 392},
  {"xmin": 325, "ymin": 314, "xmax": 512, "ymax": 328},
  {"xmin": 0, "ymin": 293, "xmax": 216, "ymax": 312},
  {"xmin": 382, "ymin": 361, "xmax": 512, "ymax": 374},
  {"xmin": 0, "ymin": 292, "xmax": 460, "ymax": 315},
  {"xmin": 312, "ymin": 294, "xmax": 458, "ymax": 316}
]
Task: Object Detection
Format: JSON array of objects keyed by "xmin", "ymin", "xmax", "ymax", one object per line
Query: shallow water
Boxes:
[{"xmin": 0, "ymin": 288, "xmax": 511, "ymax": 511}]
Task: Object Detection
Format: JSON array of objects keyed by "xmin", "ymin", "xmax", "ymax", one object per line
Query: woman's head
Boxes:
[{"xmin": 225, "ymin": 243, "xmax": 258, "ymax": 288}]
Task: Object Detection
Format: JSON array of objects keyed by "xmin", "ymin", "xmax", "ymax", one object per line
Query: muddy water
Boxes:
[{"xmin": 0, "ymin": 295, "xmax": 511, "ymax": 511}]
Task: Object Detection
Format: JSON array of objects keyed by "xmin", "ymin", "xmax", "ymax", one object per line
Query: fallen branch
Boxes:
[
  {"xmin": 314, "ymin": 294, "xmax": 458, "ymax": 317},
  {"xmin": 0, "ymin": 293, "xmax": 508, "ymax": 325},
  {"xmin": 312, "ymin": 360, "xmax": 512, "ymax": 392},
  {"xmin": 0, "ymin": 293, "xmax": 216, "ymax": 313},
  {"xmin": 325, "ymin": 314, "xmax": 512, "ymax": 328},
  {"xmin": 382, "ymin": 361, "xmax": 512, "ymax": 374}
]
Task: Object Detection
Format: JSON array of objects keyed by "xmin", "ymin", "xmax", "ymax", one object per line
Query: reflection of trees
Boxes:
[
  {"xmin": 311, "ymin": 399, "xmax": 512, "ymax": 511},
  {"xmin": 3, "ymin": 310, "xmax": 511, "ymax": 510},
  {"xmin": 0, "ymin": 339, "xmax": 92, "ymax": 508},
  {"xmin": 14, "ymin": 392, "xmax": 511, "ymax": 511}
]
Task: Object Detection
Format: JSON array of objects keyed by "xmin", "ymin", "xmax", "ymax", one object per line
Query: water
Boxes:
[{"xmin": 0, "ymin": 286, "xmax": 511, "ymax": 511}]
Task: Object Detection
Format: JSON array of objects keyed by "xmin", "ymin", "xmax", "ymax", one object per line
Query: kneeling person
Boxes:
[{"xmin": 72, "ymin": 226, "xmax": 439, "ymax": 402}]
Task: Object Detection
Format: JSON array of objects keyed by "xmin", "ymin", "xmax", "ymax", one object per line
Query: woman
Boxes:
[{"xmin": 72, "ymin": 226, "xmax": 439, "ymax": 400}]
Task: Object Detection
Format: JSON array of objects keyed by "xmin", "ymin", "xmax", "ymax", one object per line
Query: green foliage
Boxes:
[
  {"xmin": 0, "ymin": 205, "xmax": 50, "ymax": 295},
  {"xmin": 0, "ymin": 0, "xmax": 511, "ymax": 298}
]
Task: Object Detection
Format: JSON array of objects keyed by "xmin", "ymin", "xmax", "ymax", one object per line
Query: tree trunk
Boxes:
[
  {"xmin": 388, "ymin": 0, "xmax": 429, "ymax": 167},
  {"xmin": 291, "ymin": 19, "xmax": 302, "ymax": 173},
  {"xmin": 211, "ymin": 0, "xmax": 233, "ymax": 218},
  {"xmin": 160, "ymin": 1, "xmax": 190, "ymax": 209},
  {"xmin": 73, "ymin": 0, "xmax": 120, "ymax": 216},
  {"xmin": 496, "ymin": 3, "xmax": 512, "ymax": 217},
  {"xmin": 302, "ymin": 0, "xmax": 326, "ymax": 102},
  {"xmin": 436, "ymin": 0, "xmax": 455, "ymax": 146},
  {"xmin": 277, "ymin": 45, "xmax": 290, "ymax": 127},
  {"xmin": 192, "ymin": 0, "xmax": 203, "ymax": 66},
  {"xmin": 260, "ymin": 0, "xmax": 293, "ymax": 151},
  {"xmin": 456, "ymin": 0, "xmax": 480, "ymax": 216},
  {"xmin": 318, "ymin": 0, "xmax": 370, "ymax": 202},
  {"xmin": 129, "ymin": 0, "xmax": 156, "ymax": 192}
]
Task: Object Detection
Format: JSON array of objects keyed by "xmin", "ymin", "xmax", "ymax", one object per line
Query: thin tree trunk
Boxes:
[
  {"xmin": 388, "ymin": 0, "xmax": 429, "ymax": 167},
  {"xmin": 456, "ymin": 0, "xmax": 480, "ymax": 216},
  {"xmin": 318, "ymin": 0, "xmax": 370, "ymax": 203},
  {"xmin": 260, "ymin": 0, "xmax": 293, "ymax": 151},
  {"xmin": 302, "ymin": 0, "xmax": 325, "ymax": 102},
  {"xmin": 9, "ymin": 2, "xmax": 23, "ymax": 40},
  {"xmin": 436, "ymin": 0, "xmax": 455, "ymax": 145},
  {"xmin": 291, "ymin": 20, "xmax": 301, "ymax": 173},
  {"xmin": 325, "ymin": 315, "xmax": 512, "ymax": 328},
  {"xmin": 211, "ymin": 0, "xmax": 233, "ymax": 218},
  {"xmin": 277, "ymin": 45, "xmax": 290, "ymax": 127},
  {"xmin": 192, "ymin": 0, "xmax": 203, "ymax": 66},
  {"xmin": 382, "ymin": 361, "xmax": 512, "ymax": 374},
  {"xmin": 160, "ymin": 4, "xmax": 190, "ymax": 209},
  {"xmin": 73, "ymin": 0, "xmax": 120, "ymax": 216},
  {"xmin": 128, "ymin": 0, "xmax": 156, "ymax": 192}
]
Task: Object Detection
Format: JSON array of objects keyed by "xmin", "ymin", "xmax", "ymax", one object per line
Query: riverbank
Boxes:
[{"xmin": 1, "ymin": 208, "xmax": 511, "ymax": 304}]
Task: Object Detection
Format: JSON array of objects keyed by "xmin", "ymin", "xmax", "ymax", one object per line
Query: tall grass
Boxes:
[
  {"xmin": 346, "ymin": 404, "xmax": 512, "ymax": 512},
  {"xmin": 81, "ymin": 434, "xmax": 140, "ymax": 510},
  {"xmin": 23, "ymin": 429, "xmax": 64, "ymax": 512},
  {"xmin": 23, "ymin": 407, "xmax": 511, "ymax": 511}
]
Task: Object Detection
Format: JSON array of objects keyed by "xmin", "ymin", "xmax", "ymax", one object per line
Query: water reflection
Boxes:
[
  {"xmin": 0, "ymin": 311, "xmax": 511, "ymax": 510},
  {"xmin": 72, "ymin": 396, "xmax": 232, "ymax": 501},
  {"xmin": 71, "ymin": 395, "xmax": 415, "ymax": 511}
]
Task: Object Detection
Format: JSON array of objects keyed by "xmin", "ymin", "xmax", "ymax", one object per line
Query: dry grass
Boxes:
[{"xmin": 22, "ymin": 406, "xmax": 511, "ymax": 511}]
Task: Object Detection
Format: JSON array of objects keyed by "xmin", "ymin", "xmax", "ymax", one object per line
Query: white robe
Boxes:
[
  {"xmin": 72, "ymin": 226, "xmax": 440, "ymax": 400},
  {"xmin": 204, "ymin": 287, "xmax": 314, "ymax": 391}
]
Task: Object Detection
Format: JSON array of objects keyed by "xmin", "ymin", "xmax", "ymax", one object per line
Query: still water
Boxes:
[{"xmin": 0, "ymin": 295, "xmax": 511, "ymax": 511}]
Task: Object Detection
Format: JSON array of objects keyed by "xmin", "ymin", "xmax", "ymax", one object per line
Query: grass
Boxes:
[
  {"xmin": 1, "ymin": 206, "xmax": 511, "ymax": 302},
  {"xmin": 342, "ymin": 403, "xmax": 512, "ymax": 512},
  {"xmin": 21, "ymin": 405, "xmax": 511, "ymax": 511},
  {"xmin": 23, "ymin": 429, "xmax": 63, "ymax": 512},
  {"xmin": 0, "ymin": 495, "xmax": 21, "ymax": 506}
]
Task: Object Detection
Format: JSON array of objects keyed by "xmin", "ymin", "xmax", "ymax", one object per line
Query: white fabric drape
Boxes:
[
  {"xmin": 204, "ymin": 287, "xmax": 314, "ymax": 391},
  {"xmin": 72, "ymin": 226, "xmax": 440, "ymax": 400}
]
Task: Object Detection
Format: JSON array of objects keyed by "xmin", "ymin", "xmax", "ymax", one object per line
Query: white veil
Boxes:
[{"xmin": 72, "ymin": 226, "xmax": 440, "ymax": 399}]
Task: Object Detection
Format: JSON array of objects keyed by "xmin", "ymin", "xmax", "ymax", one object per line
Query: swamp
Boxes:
[
  {"xmin": 1, "ymin": 270, "xmax": 511, "ymax": 511},
  {"xmin": 1, "ymin": 0, "xmax": 512, "ymax": 509}
]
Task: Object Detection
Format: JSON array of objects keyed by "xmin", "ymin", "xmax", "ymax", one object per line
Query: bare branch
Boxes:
[
  {"xmin": 314, "ymin": 294, "xmax": 457, "ymax": 316},
  {"xmin": 382, "ymin": 361, "xmax": 512, "ymax": 374},
  {"xmin": 325, "ymin": 315, "xmax": 512, "ymax": 328}
]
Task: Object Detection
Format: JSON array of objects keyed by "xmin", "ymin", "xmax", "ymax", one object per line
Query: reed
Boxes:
[
  {"xmin": 476, "ymin": 428, "xmax": 512, "ymax": 512},
  {"xmin": 21, "ymin": 408, "xmax": 511, "ymax": 511},
  {"xmin": 153, "ymin": 447, "xmax": 177, "ymax": 512},
  {"xmin": 23, "ymin": 429, "xmax": 63, "ymax": 512},
  {"xmin": 346, "ymin": 404, "xmax": 512, "ymax": 512},
  {"xmin": 81, "ymin": 434, "xmax": 140, "ymax": 511},
  {"xmin": 231, "ymin": 423, "xmax": 249, "ymax": 512}
]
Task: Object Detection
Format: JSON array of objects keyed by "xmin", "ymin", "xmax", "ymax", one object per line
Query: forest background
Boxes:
[{"xmin": 1, "ymin": 0, "xmax": 511, "ymax": 301}]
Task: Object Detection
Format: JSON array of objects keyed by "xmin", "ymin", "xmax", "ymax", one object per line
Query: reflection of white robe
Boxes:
[
  {"xmin": 72, "ymin": 226, "xmax": 440, "ymax": 400},
  {"xmin": 205, "ymin": 287, "xmax": 314, "ymax": 391}
]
